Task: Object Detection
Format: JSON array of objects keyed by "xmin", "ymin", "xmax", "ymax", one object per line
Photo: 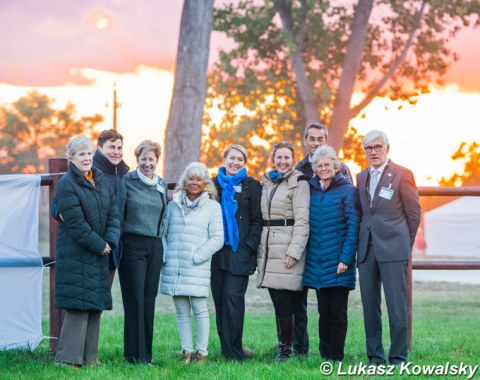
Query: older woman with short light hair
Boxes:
[
  {"xmin": 303, "ymin": 145, "xmax": 360, "ymax": 362},
  {"xmin": 52, "ymin": 135, "xmax": 120, "ymax": 367},
  {"xmin": 160, "ymin": 162, "xmax": 224, "ymax": 363}
]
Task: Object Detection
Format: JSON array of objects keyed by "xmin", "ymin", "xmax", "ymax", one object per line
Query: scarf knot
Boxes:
[
  {"xmin": 217, "ymin": 167, "xmax": 247, "ymax": 252},
  {"xmin": 268, "ymin": 170, "xmax": 285, "ymax": 183}
]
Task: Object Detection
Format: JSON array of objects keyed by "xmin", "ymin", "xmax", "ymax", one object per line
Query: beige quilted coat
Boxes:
[{"xmin": 256, "ymin": 169, "xmax": 310, "ymax": 290}]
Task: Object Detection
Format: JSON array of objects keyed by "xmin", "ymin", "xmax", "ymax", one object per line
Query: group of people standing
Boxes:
[{"xmin": 51, "ymin": 123, "xmax": 420, "ymax": 368}]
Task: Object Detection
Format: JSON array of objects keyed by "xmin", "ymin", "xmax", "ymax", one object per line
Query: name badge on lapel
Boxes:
[
  {"xmin": 233, "ymin": 185, "xmax": 242, "ymax": 193},
  {"xmin": 379, "ymin": 184, "xmax": 393, "ymax": 200},
  {"xmin": 156, "ymin": 184, "xmax": 165, "ymax": 194}
]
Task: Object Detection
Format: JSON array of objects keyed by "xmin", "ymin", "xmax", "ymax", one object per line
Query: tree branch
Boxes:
[{"xmin": 350, "ymin": 0, "xmax": 427, "ymax": 118}]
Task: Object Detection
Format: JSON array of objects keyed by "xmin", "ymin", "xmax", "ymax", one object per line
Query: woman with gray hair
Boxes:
[
  {"xmin": 160, "ymin": 162, "xmax": 224, "ymax": 363},
  {"xmin": 303, "ymin": 145, "xmax": 360, "ymax": 362},
  {"xmin": 52, "ymin": 135, "xmax": 120, "ymax": 367}
]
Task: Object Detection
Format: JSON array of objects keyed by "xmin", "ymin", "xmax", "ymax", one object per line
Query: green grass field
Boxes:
[{"xmin": 1, "ymin": 277, "xmax": 479, "ymax": 380}]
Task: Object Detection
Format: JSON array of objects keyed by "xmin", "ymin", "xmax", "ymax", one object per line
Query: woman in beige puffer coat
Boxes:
[{"xmin": 257, "ymin": 142, "xmax": 310, "ymax": 361}]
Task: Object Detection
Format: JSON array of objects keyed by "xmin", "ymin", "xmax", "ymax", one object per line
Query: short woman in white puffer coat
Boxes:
[{"xmin": 160, "ymin": 162, "xmax": 224, "ymax": 362}]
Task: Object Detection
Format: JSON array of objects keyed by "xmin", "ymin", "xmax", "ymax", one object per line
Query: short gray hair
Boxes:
[
  {"xmin": 66, "ymin": 136, "xmax": 94, "ymax": 161},
  {"xmin": 363, "ymin": 130, "xmax": 389, "ymax": 147},
  {"xmin": 175, "ymin": 162, "xmax": 218, "ymax": 200},
  {"xmin": 312, "ymin": 145, "xmax": 341, "ymax": 173}
]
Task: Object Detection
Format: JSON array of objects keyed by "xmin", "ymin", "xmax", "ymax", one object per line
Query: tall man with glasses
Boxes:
[{"xmin": 356, "ymin": 130, "xmax": 420, "ymax": 366}]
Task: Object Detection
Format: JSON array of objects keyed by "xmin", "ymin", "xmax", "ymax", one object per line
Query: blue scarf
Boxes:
[
  {"xmin": 268, "ymin": 170, "xmax": 285, "ymax": 183},
  {"xmin": 217, "ymin": 167, "xmax": 247, "ymax": 252}
]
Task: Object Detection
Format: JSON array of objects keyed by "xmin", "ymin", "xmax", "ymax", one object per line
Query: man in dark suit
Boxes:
[
  {"xmin": 296, "ymin": 122, "xmax": 352, "ymax": 181},
  {"xmin": 356, "ymin": 130, "xmax": 421, "ymax": 365}
]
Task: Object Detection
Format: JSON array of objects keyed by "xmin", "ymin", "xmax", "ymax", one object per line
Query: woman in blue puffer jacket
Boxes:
[{"xmin": 303, "ymin": 145, "xmax": 360, "ymax": 362}]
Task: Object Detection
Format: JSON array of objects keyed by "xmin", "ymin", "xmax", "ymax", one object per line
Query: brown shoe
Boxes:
[
  {"xmin": 181, "ymin": 350, "xmax": 193, "ymax": 364},
  {"xmin": 243, "ymin": 347, "xmax": 255, "ymax": 359},
  {"xmin": 192, "ymin": 351, "xmax": 208, "ymax": 363}
]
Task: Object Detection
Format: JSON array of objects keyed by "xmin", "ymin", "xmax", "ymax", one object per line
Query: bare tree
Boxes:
[{"xmin": 163, "ymin": 0, "xmax": 214, "ymax": 181}]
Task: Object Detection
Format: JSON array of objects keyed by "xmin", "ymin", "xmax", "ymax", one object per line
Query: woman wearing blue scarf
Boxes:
[{"xmin": 211, "ymin": 145, "xmax": 262, "ymax": 362}]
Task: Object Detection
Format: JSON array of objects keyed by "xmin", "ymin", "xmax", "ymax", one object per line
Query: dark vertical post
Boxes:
[
  {"xmin": 113, "ymin": 82, "xmax": 117, "ymax": 131},
  {"xmin": 48, "ymin": 158, "xmax": 68, "ymax": 350},
  {"xmin": 407, "ymin": 257, "xmax": 413, "ymax": 351}
]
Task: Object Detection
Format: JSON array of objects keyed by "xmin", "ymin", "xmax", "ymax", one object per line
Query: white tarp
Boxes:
[
  {"xmin": 0, "ymin": 174, "xmax": 43, "ymax": 350},
  {"xmin": 424, "ymin": 196, "xmax": 480, "ymax": 258}
]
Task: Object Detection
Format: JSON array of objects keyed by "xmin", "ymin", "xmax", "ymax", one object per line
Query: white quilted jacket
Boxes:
[{"xmin": 160, "ymin": 191, "xmax": 224, "ymax": 297}]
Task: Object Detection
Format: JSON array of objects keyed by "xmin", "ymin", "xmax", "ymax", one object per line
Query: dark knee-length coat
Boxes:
[{"xmin": 52, "ymin": 163, "xmax": 120, "ymax": 311}]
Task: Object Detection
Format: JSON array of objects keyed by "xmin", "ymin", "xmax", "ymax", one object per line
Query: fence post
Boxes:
[
  {"xmin": 48, "ymin": 158, "xmax": 67, "ymax": 350},
  {"xmin": 407, "ymin": 258, "xmax": 413, "ymax": 351}
]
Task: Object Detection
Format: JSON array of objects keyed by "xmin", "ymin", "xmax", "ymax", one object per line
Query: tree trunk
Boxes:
[
  {"xmin": 276, "ymin": 0, "xmax": 320, "ymax": 126},
  {"xmin": 290, "ymin": 42, "xmax": 320, "ymax": 125},
  {"xmin": 163, "ymin": 0, "xmax": 214, "ymax": 182},
  {"xmin": 328, "ymin": 0, "xmax": 374, "ymax": 151}
]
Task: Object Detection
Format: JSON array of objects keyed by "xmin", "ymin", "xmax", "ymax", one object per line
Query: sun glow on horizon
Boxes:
[
  {"xmin": 0, "ymin": 67, "xmax": 479, "ymax": 184},
  {"xmin": 350, "ymin": 85, "xmax": 480, "ymax": 185},
  {"xmin": 0, "ymin": 65, "xmax": 174, "ymax": 175}
]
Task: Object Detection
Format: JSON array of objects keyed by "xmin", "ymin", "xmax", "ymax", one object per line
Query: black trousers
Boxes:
[
  {"xmin": 316, "ymin": 286, "xmax": 349, "ymax": 361},
  {"xmin": 211, "ymin": 269, "xmax": 249, "ymax": 361},
  {"xmin": 118, "ymin": 234, "xmax": 163, "ymax": 363},
  {"xmin": 268, "ymin": 288, "xmax": 309, "ymax": 354},
  {"xmin": 293, "ymin": 288, "xmax": 309, "ymax": 355}
]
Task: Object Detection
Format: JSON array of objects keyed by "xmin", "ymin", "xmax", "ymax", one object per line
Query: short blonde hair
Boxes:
[
  {"xmin": 134, "ymin": 140, "xmax": 162, "ymax": 160},
  {"xmin": 312, "ymin": 145, "xmax": 341, "ymax": 173},
  {"xmin": 175, "ymin": 162, "xmax": 218, "ymax": 200},
  {"xmin": 223, "ymin": 144, "xmax": 248, "ymax": 162},
  {"xmin": 66, "ymin": 136, "xmax": 94, "ymax": 161}
]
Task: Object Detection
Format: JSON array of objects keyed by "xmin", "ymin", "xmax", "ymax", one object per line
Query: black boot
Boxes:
[{"xmin": 277, "ymin": 316, "xmax": 294, "ymax": 362}]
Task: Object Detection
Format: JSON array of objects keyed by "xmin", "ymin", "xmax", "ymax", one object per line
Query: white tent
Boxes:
[
  {"xmin": 424, "ymin": 196, "xmax": 480, "ymax": 258},
  {"xmin": 0, "ymin": 175, "xmax": 43, "ymax": 350}
]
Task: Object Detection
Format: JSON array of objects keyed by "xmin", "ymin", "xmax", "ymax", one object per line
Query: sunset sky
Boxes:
[{"xmin": 0, "ymin": 1, "xmax": 479, "ymax": 184}]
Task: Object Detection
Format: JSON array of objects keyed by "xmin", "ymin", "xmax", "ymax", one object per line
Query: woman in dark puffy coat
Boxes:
[
  {"xmin": 303, "ymin": 145, "xmax": 360, "ymax": 362},
  {"xmin": 52, "ymin": 135, "xmax": 120, "ymax": 367}
]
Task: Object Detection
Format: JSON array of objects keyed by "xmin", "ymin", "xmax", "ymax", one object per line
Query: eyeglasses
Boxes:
[
  {"xmin": 364, "ymin": 144, "xmax": 384, "ymax": 153},
  {"xmin": 274, "ymin": 142, "xmax": 294, "ymax": 149}
]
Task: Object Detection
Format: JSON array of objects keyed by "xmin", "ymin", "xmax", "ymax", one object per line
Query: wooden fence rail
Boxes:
[{"xmin": 39, "ymin": 159, "xmax": 480, "ymax": 350}]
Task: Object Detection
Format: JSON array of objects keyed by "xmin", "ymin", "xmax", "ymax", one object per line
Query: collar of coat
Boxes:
[
  {"xmin": 93, "ymin": 150, "xmax": 130, "ymax": 176},
  {"xmin": 296, "ymin": 155, "xmax": 311, "ymax": 169},
  {"xmin": 69, "ymin": 162, "xmax": 104, "ymax": 188},
  {"xmin": 172, "ymin": 190, "xmax": 210, "ymax": 208},
  {"xmin": 129, "ymin": 169, "xmax": 166, "ymax": 189},
  {"xmin": 262, "ymin": 169, "xmax": 307, "ymax": 190},
  {"xmin": 308, "ymin": 172, "xmax": 350, "ymax": 191}
]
